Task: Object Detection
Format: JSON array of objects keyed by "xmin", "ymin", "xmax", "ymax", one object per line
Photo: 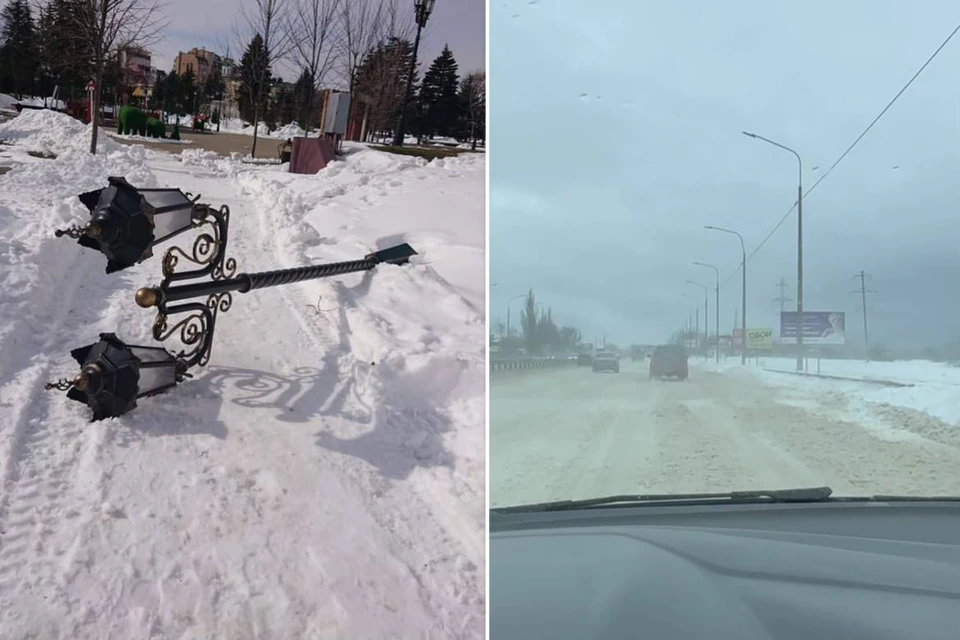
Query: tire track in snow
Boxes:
[
  {"xmin": 238, "ymin": 169, "xmax": 484, "ymax": 638},
  {"xmin": 0, "ymin": 214, "xmax": 119, "ymax": 609}
]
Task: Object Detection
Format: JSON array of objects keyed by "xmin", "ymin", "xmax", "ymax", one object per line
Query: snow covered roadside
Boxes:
[
  {"xmin": 0, "ymin": 111, "xmax": 485, "ymax": 639},
  {"xmin": 692, "ymin": 357, "xmax": 960, "ymax": 441}
]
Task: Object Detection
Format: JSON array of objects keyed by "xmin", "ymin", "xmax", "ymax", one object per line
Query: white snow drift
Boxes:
[{"xmin": 0, "ymin": 110, "xmax": 485, "ymax": 639}]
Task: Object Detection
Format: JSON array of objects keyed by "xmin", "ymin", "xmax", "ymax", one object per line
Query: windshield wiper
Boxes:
[{"xmin": 492, "ymin": 486, "xmax": 836, "ymax": 513}]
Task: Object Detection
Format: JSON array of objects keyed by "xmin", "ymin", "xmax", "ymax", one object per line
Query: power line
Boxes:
[
  {"xmin": 717, "ymin": 22, "xmax": 960, "ymax": 291},
  {"xmin": 850, "ymin": 270, "xmax": 877, "ymax": 360}
]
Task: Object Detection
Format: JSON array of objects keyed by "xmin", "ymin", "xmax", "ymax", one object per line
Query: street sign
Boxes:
[{"xmin": 86, "ymin": 81, "xmax": 96, "ymax": 92}]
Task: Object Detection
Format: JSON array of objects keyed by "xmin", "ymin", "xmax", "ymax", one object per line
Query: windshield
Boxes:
[{"xmin": 489, "ymin": 0, "xmax": 960, "ymax": 508}]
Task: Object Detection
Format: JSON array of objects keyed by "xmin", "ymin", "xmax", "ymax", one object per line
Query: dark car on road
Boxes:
[
  {"xmin": 649, "ymin": 344, "xmax": 688, "ymax": 380},
  {"xmin": 576, "ymin": 353, "xmax": 592, "ymax": 366},
  {"xmin": 591, "ymin": 351, "xmax": 620, "ymax": 373}
]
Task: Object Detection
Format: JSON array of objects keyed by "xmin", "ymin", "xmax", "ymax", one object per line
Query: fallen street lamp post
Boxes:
[
  {"xmin": 47, "ymin": 178, "xmax": 418, "ymax": 421},
  {"xmin": 45, "ymin": 333, "xmax": 184, "ymax": 421},
  {"xmin": 55, "ymin": 176, "xmax": 199, "ymax": 273}
]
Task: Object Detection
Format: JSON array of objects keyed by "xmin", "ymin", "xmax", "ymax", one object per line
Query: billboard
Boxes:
[
  {"xmin": 779, "ymin": 312, "xmax": 845, "ymax": 344},
  {"xmin": 732, "ymin": 328, "xmax": 774, "ymax": 349}
]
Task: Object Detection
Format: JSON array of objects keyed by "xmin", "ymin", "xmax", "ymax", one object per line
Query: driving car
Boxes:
[
  {"xmin": 591, "ymin": 351, "xmax": 619, "ymax": 373},
  {"xmin": 576, "ymin": 353, "xmax": 592, "ymax": 367},
  {"xmin": 649, "ymin": 344, "xmax": 688, "ymax": 380},
  {"xmin": 490, "ymin": 489, "xmax": 960, "ymax": 639}
]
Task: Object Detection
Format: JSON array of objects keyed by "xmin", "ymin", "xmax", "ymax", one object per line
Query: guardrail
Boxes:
[{"xmin": 490, "ymin": 357, "xmax": 578, "ymax": 372}]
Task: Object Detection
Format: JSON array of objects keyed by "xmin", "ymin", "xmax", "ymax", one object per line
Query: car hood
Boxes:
[{"xmin": 490, "ymin": 504, "xmax": 960, "ymax": 639}]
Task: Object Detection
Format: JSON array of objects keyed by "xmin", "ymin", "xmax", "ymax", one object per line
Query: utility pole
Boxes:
[
  {"xmin": 774, "ymin": 277, "xmax": 792, "ymax": 312},
  {"xmin": 851, "ymin": 271, "xmax": 876, "ymax": 362}
]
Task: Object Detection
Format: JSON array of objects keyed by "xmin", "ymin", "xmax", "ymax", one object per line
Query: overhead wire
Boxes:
[{"xmin": 716, "ymin": 21, "xmax": 960, "ymax": 291}]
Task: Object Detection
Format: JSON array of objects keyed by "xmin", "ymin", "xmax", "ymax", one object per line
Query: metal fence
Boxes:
[{"xmin": 490, "ymin": 357, "xmax": 578, "ymax": 372}]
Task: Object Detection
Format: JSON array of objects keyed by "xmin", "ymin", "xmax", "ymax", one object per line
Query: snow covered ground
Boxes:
[
  {"xmin": 490, "ymin": 360, "xmax": 960, "ymax": 508},
  {"xmin": 0, "ymin": 111, "xmax": 485, "ymax": 638},
  {"xmin": 698, "ymin": 356, "xmax": 960, "ymax": 430}
]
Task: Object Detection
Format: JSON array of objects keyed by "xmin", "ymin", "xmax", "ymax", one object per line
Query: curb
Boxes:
[{"xmin": 762, "ymin": 369, "xmax": 915, "ymax": 388}]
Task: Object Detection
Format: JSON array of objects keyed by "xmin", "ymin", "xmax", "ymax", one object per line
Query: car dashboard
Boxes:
[{"xmin": 490, "ymin": 501, "xmax": 960, "ymax": 639}]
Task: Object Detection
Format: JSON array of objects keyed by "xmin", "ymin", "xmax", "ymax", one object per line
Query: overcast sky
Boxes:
[
  {"xmin": 490, "ymin": 0, "xmax": 959, "ymax": 350},
  {"xmin": 151, "ymin": 0, "xmax": 484, "ymax": 86}
]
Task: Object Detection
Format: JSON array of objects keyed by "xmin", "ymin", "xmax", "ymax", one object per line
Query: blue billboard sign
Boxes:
[{"xmin": 779, "ymin": 311, "xmax": 845, "ymax": 344}]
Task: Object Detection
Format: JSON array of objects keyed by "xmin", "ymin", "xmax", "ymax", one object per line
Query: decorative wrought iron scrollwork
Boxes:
[
  {"xmin": 53, "ymin": 225, "xmax": 87, "ymax": 239},
  {"xmin": 152, "ymin": 291, "xmax": 233, "ymax": 370},
  {"xmin": 44, "ymin": 378, "xmax": 74, "ymax": 391},
  {"xmin": 160, "ymin": 204, "xmax": 236, "ymax": 282}
]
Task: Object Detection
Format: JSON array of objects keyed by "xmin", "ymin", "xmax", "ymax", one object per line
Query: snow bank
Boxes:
[
  {"xmin": 0, "ymin": 135, "xmax": 484, "ymax": 638},
  {"xmin": 0, "ymin": 108, "xmax": 121, "ymax": 156},
  {"xmin": 273, "ymin": 122, "xmax": 307, "ymax": 138},
  {"xmin": 694, "ymin": 357, "xmax": 960, "ymax": 432},
  {"xmin": 108, "ymin": 132, "xmax": 193, "ymax": 145}
]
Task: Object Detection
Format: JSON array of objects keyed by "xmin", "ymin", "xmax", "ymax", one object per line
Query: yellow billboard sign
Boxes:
[{"xmin": 746, "ymin": 328, "xmax": 773, "ymax": 349}]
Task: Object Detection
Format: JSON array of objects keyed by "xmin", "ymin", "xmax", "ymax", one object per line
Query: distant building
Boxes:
[
  {"xmin": 173, "ymin": 47, "xmax": 221, "ymax": 86},
  {"xmin": 118, "ymin": 46, "xmax": 152, "ymax": 91}
]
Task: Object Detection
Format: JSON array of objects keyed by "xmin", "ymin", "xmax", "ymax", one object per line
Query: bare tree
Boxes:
[
  {"xmin": 378, "ymin": 0, "xmax": 415, "ymax": 44},
  {"xmin": 66, "ymin": 0, "xmax": 166, "ymax": 154},
  {"xmin": 231, "ymin": 0, "xmax": 294, "ymax": 157},
  {"xmin": 460, "ymin": 70, "xmax": 484, "ymax": 150},
  {"xmin": 287, "ymin": 0, "xmax": 339, "ymax": 135},
  {"xmin": 337, "ymin": 0, "xmax": 382, "ymax": 95}
]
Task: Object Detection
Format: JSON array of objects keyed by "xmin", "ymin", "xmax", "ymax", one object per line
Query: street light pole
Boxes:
[
  {"xmin": 392, "ymin": 0, "xmax": 436, "ymax": 147},
  {"xmin": 743, "ymin": 131, "xmax": 803, "ymax": 371},
  {"xmin": 686, "ymin": 280, "xmax": 708, "ymax": 358},
  {"xmin": 681, "ymin": 292, "xmax": 697, "ymax": 350},
  {"xmin": 705, "ymin": 225, "xmax": 747, "ymax": 365},
  {"xmin": 506, "ymin": 293, "xmax": 525, "ymax": 343},
  {"xmin": 693, "ymin": 261, "xmax": 720, "ymax": 363}
]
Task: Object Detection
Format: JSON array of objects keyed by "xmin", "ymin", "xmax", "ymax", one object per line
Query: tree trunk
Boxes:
[
  {"xmin": 251, "ymin": 98, "xmax": 261, "ymax": 158},
  {"xmin": 89, "ymin": 71, "xmax": 103, "ymax": 155}
]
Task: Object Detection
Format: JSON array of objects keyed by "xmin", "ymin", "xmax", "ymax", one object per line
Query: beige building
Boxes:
[
  {"xmin": 173, "ymin": 47, "xmax": 220, "ymax": 86},
  {"xmin": 118, "ymin": 46, "xmax": 152, "ymax": 90}
]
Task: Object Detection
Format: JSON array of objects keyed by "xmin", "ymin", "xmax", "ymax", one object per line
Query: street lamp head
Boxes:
[
  {"xmin": 57, "ymin": 177, "xmax": 198, "ymax": 274},
  {"xmin": 45, "ymin": 332, "xmax": 183, "ymax": 421},
  {"xmin": 742, "ymin": 131, "xmax": 757, "ymax": 138},
  {"xmin": 414, "ymin": 0, "xmax": 435, "ymax": 26},
  {"xmin": 703, "ymin": 225, "xmax": 717, "ymax": 230}
]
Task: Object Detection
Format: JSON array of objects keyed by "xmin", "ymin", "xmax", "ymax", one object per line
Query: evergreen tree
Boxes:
[
  {"xmin": 162, "ymin": 71, "xmax": 182, "ymax": 115},
  {"xmin": 355, "ymin": 37, "xmax": 417, "ymax": 141},
  {"xmin": 152, "ymin": 69, "xmax": 167, "ymax": 113},
  {"xmin": 238, "ymin": 33, "xmax": 271, "ymax": 125},
  {"xmin": 416, "ymin": 45, "xmax": 460, "ymax": 138},
  {"xmin": 457, "ymin": 70, "xmax": 485, "ymax": 149},
  {"xmin": 202, "ymin": 66, "xmax": 225, "ymax": 106},
  {"xmin": 37, "ymin": 0, "xmax": 92, "ymax": 94},
  {"xmin": 180, "ymin": 67, "xmax": 196, "ymax": 114},
  {"xmin": 521, "ymin": 289, "xmax": 538, "ymax": 355},
  {"xmin": 0, "ymin": 0, "xmax": 38, "ymax": 97},
  {"xmin": 292, "ymin": 67, "xmax": 315, "ymax": 132}
]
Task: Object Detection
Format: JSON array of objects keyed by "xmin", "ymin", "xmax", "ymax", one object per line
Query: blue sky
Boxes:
[{"xmin": 490, "ymin": 0, "xmax": 959, "ymax": 350}]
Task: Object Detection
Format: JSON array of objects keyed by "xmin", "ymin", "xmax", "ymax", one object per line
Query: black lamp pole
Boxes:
[
  {"xmin": 391, "ymin": 0, "xmax": 436, "ymax": 147},
  {"xmin": 48, "ymin": 180, "xmax": 417, "ymax": 420}
]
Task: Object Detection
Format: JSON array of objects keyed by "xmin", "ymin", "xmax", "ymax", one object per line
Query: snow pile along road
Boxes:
[
  {"xmin": 695, "ymin": 357, "xmax": 960, "ymax": 431},
  {"xmin": 0, "ymin": 111, "xmax": 485, "ymax": 639}
]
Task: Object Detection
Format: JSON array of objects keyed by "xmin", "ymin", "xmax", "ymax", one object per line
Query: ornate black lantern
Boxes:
[
  {"xmin": 46, "ymin": 333, "xmax": 184, "ymax": 421},
  {"xmin": 56, "ymin": 176, "xmax": 198, "ymax": 273},
  {"xmin": 48, "ymin": 182, "xmax": 418, "ymax": 421}
]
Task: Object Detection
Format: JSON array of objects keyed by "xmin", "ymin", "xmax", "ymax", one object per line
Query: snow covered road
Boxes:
[
  {"xmin": 490, "ymin": 361, "xmax": 960, "ymax": 508},
  {"xmin": 0, "ymin": 112, "xmax": 484, "ymax": 639}
]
